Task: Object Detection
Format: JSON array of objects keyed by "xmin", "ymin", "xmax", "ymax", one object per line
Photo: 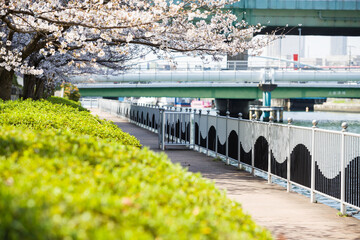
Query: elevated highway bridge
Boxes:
[
  {"xmin": 75, "ymin": 69, "xmax": 360, "ymax": 99},
  {"xmin": 228, "ymin": 0, "xmax": 360, "ymax": 36}
]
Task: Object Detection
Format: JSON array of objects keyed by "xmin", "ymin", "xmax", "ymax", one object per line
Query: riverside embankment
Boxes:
[
  {"xmin": 314, "ymin": 98, "xmax": 360, "ymax": 113},
  {"xmin": 91, "ymin": 108, "xmax": 360, "ymax": 240}
]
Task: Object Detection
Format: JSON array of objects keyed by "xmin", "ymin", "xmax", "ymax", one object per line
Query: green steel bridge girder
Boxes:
[
  {"xmin": 233, "ymin": 9, "xmax": 360, "ymax": 28},
  {"xmin": 78, "ymin": 86, "xmax": 360, "ymax": 99}
]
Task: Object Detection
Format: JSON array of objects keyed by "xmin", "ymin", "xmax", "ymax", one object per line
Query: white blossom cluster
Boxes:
[
  {"xmin": 0, "ymin": 46, "xmax": 43, "ymax": 75},
  {"xmin": 0, "ymin": 0, "xmax": 276, "ymax": 76}
]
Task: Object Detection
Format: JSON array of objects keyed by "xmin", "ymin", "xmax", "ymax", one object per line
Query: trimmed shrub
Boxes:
[
  {"xmin": 47, "ymin": 96, "xmax": 88, "ymax": 112},
  {"xmin": 0, "ymin": 100, "xmax": 271, "ymax": 239},
  {"xmin": 0, "ymin": 126, "xmax": 271, "ymax": 239},
  {"xmin": 61, "ymin": 82, "xmax": 80, "ymax": 102},
  {"xmin": 0, "ymin": 99, "xmax": 140, "ymax": 147}
]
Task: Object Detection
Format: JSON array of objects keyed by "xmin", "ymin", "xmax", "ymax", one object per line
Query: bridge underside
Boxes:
[
  {"xmin": 230, "ymin": 8, "xmax": 360, "ymax": 36},
  {"xmin": 79, "ymin": 85, "xmax": 360, "ymax": 99}
]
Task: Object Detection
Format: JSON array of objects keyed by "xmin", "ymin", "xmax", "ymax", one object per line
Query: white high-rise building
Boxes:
[
  {"xmin": 265, "ymin": 36, "xmax": 306, "ymax": 58},
  {"xmin": 330, "ymin": 36, "xmax": 347, "ymax": 56}
]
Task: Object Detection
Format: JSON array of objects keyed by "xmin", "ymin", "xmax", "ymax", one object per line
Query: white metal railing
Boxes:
[
  {"xmin": 71, "ymin": 59, "xmax": 360, "ymax": 85},
  {"xmin": 80, "ymin": 97, "xmax": 99, "ymax": 108},
  {"xmin": 159, "ymin": 110, "xmax": 192, "ymax": 150},
  {"xmin": 97, "ymin": 99, "xmax": 360, "ymax": 215},
  {"xmin": 73, "ymin": 69, "xmax": 360, "ymax": 86}
]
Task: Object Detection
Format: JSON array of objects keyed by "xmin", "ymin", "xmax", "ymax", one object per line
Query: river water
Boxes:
[{"xmin": 283, "ymin": 111, "xmax": 360, "ymax": 134}]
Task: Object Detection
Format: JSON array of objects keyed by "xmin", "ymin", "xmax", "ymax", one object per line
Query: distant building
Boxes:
[
  {"xmin": 330, "ymin": 37, "xmax": 347, "ymax": 56},
  {"xmin": 266, "ymin": 36, "xmax": 306, "ymax": 58}
]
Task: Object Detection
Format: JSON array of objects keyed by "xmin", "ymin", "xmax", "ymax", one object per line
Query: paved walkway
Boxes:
[{"xmin": 91, "ymin": 109, "xmax": 360, "ymax": 240}]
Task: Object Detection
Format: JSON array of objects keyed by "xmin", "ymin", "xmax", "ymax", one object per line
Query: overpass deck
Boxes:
[
  {"xmin": 76, "ymin": 69, "xmax": 360, "ymax": 99},
  {"xmin": 227, "ymin": 0, "xmax": 360, "ymax": 35}
]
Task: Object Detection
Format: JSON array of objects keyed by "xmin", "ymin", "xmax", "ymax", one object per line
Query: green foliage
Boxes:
[
  {"xmin": 0, "ymin": 126, "xmax": 271, "ymax": 239},
  {"xmin": 0, "ymin": 100, "xmax": 270, "ymax": 239},
  {"xmin": 61, "ymin": 82, "xmax": 80, "ymax": 102},
  {"xmin": 47, "ymin": 96, "xmax": 88, "ymax": 112},
  {"xmin": 0, "ymin": 99, "xmax": 140, "ymax": 147}
]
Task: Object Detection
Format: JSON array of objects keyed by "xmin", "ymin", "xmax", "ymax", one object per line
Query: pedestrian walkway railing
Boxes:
[
  {"xmin": 159, "ymin": 110, "xmax": 192, "ymax": 150},
  {"xmin": 80, "ymin": 97, "xmax": 99, "ymax": 108},
  {"xmin": 98, "ymin": 99, "xmax": 360, "ymax": 216}
]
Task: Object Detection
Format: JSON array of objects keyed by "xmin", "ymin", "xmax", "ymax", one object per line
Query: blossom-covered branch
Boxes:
[{"xmin": 0, "ymin": 0, "xmax": 276, "ymax": 100}]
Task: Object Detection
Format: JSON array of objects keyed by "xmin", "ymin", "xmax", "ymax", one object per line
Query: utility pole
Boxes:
[
  {"xmin": 348, "ymin": 45, "xmax": 355, "ymax": 71},
  {"xmin": 298, "ymin": 26, "xmax": 302, "ymax": 69}
]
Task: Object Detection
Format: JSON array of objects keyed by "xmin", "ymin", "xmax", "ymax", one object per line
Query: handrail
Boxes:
[{"xmin": 96, "ymin": 99, "xmax": 360, "ymax": 216}]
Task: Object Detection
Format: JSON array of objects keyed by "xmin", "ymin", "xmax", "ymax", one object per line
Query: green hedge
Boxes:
[
  {"xmin": 46, "ymin": 96, "xmax": 88, "ymax": 112},
  {"xmin": 0, "ymin": 99, "xmax": 140, "ymax": 147},
  {"xmin": 0, "ymin": 126, "xmax": 270, "ymax": 239},
  {"xmin": 0, "ymin": 100, "xmax": 271, "ymax": 239}
]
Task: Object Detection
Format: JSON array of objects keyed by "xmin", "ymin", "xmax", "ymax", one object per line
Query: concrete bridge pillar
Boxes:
[
  {"xmin": 258, "ymin": 83, "xmax": 277, "ymax": 121},
  {"xmin": 215, "ymin": 98, "xmax": 254, "ymax": 119}
]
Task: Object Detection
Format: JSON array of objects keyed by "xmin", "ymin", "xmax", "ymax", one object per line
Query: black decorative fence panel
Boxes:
[
  {"xmin": 198, "ymin": 114, "xmax": 208, "ymax": 148},
  {"xmin": 97, "ymin": 99, "xmax": 360, "ymax": 214},
  {"xmin": 345, "ymin": 135, "xmax": 360, "ymax": 208},
  {"xmin": 289, "ymin": 127, "xmax": 313, "ymax": 188},
  {"xmin": 239, "ymin": 121, "xmax": 252, "ymax": 166},
  {"xmin": 98, "ymin": 100, "xmax": 159, "ymax": 133},
  {"xmin": 207, "ymin": 116, "xmax": 217, "ymax": 152},
  {"xmin": 314, "ymin": 130, "xmax": 341, "ymax": 199},
  {"xmin": 253, "ymin": 122, "xmax": 269, "ymax": 172},
  {"xmin": 269, "ymin": 125, "xmax": 288, "ymax": 180},
  {"xmin": 159, "ymin": 110, "xmax": 192, "ymax": 149},
  {"xmin": 217, "ymin": 117, "xmax": 227, "ymax": 156},
  {"xmin": 227, "ymin": 119, "xmax": 239, "ymax": 162}
]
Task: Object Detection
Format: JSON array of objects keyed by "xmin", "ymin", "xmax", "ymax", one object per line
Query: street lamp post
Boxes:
[{"xmin": 298, "ymin": 27, "xmax": 302, "ymax": 69}]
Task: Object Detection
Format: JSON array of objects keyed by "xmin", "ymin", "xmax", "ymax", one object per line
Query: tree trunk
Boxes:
[
  {"xmin": 0, "ymin": 68, "xmax": 14, "ymax": 101},
  {"xmin": 34, "ymin": 77, "xmax": 45, "ymax": 100},
  {"xmin": 23, "ymin": 74, "xmax": 37, "ymax": 100}
]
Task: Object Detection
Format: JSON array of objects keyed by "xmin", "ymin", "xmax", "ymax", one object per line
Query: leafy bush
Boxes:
[
  {"xmin": 0, "ymin": 126, "xmax": 271, "ymax": 239},
  {"xmin": 0, "ymin": 100, "xmax": 270, "ymax": 239},
  {"xmin": 47, "ymin": 96, "xmax": 88, "ymax": 112},
  {"xmin": 0, "ymin": 99, "xmax": 140, "ymax": 147},
  {"xmin": 61, "ymin": 82, "xmax": 80, "ymax": 102}
]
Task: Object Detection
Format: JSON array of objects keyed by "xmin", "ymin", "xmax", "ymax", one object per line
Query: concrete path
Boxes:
[{"xmin": 91, "ymin": 109, "xmax": 360, "ymax": 240}]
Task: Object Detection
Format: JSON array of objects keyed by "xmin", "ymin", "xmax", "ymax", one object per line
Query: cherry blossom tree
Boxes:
[
  {"xmin": 0, "ymin": 0, "xmax": 274, "ymax": 100},
  {"xmin": 22, "ymin": 43, "xmax": 144, "ymax": 99}
]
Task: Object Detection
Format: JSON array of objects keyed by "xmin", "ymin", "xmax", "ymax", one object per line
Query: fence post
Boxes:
[
  {"xmin": 287, "ymin": 118, "xmax": 293, "ymax": 192},
  {"xmin": 311, "ymin": 120, "xmax": 318, "ymax": 203},
  {"xmin": 191, "ymin": 108, "xmax": 195, "ymax": 149},
  {"xmin": 179, "ymin": 108, "xmax": 183, "ymax": 144},
  {"xmin": 238, "ymin": 113, "xmax": 242, "ymax": 169},
  {"xmin": 198, "ymin": 110, "xmax": 202, "ymax": 152},
  {"xmin": 215, "ymin": 110, "xmax": 220, "ymax": 158},
  {"xmin": 206, "ymin": 110, "xmax": 210, "ymax": 156},
  {"xmin": 251, "ymin": 114, "xmax": 256, "ymax": 176},
  {"xmin": 161, "ymin": 108, "xmax": 166, "ymax": 150},
  {"xmin": 158, "ymin": 108, "xmax": 163, "ymax": 149},
  {"xmin": 194, "ymin": 109, "xmax": 197, "ymax": 150},
  {"xmin": 268, "ymin": 116, "xmax": 274, "ymax": 184},
  {"xmin": 340, "ymin": 122, "xmax": 348, "ymax": 215},
  {"xmin": 226, "ymin": 111, "xmax": 230, "ymax": 165},
  {"xmin": 185, "ymin": 108, "xmax": 189, "ymax": 146}
]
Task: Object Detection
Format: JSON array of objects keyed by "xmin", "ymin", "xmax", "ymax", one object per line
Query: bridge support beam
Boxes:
[
  {"xmin": 215, "ymin": 98, "xmax": 254, "ymax": 119},
  {"xmin": 258, "ymin": 83, "xmax": 277, "ymax": 122}
]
